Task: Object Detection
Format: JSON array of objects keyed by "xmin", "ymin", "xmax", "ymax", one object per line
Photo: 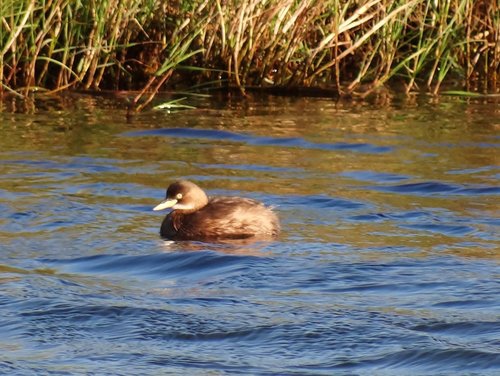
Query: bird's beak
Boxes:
[{"xmin": 153, "ymin": 199, "xmax": 177, "ymax": 211}]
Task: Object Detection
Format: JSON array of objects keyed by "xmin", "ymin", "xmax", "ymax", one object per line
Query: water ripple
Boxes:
[
  {"xmin": 282, "ymin": 194, "xmax": 366, "ymax": 209},
  {"xmin": 401, "ymin": 223, "xmax": 475, "ymax": 236},
  {"xmin": 43, "ymin": 251, "xmax": 263, "ymax": 279},
  {"xmin": 346, "ymin": 348, "xmax": 500, "ymax": 372},
  {"xmin": 124, "ymin": 127, "xmax": 393, "ymax": 154},
  {"xmin": 374, "ymin": 181, "xmax": 500, "ymax": 196},
  {"xmin": 412, "ymin": 321, "xmax": 499, "ymax": 337}
]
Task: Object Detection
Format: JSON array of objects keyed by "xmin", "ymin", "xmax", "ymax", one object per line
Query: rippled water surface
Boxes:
[{"xmin": 1, "ymin": 94, "xmax": 499, "ymax": 375}]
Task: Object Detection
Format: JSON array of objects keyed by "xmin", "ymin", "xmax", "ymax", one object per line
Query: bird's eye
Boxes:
[{"xmin": 176, "ymin": 193, "xmax": 183, "ymax": 200}]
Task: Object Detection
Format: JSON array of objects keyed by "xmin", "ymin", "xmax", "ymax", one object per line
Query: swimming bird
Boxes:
[{"xmin": 153, "ymin": 180, "xmax": 280, "ymax": 241}]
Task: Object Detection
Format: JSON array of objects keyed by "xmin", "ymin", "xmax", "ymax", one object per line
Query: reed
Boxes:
[{"xmin": 1, "ymin": 0, "xmax": 498, "ymax": 107}]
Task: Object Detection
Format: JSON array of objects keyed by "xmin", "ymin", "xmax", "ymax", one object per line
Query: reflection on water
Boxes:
[{"xmin": 0, "ymin": 94, "xmax": 499, "ymax": 374}]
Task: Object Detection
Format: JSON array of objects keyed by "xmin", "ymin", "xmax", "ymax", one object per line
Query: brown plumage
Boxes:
[{"xmin": 153, "ymin": 180, "xmax": 280, "ymax": 241}]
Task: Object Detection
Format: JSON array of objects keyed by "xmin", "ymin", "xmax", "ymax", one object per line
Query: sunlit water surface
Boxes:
[{"xmin": 1, "ymin": 94, "xmax": 499, "ymax": 375}]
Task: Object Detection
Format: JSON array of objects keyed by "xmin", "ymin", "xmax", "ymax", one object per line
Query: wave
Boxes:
[
  {"xmin": 42, "ymin": 250, "xmax": 265, "ymax": 279},
  {"xmin": 374, "ymin": 181, "xmax": 500, "ymax": 196},
  {"xmin": 124, "ymin": 127, "xmax": 393, "ymax": 154}
]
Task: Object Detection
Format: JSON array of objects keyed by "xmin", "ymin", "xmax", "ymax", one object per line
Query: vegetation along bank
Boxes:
[{"xmin": 1, "ymin": 0, "xmax": 498, "ymax": 109}]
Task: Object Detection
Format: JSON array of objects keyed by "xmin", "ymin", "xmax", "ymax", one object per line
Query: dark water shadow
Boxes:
[
  {"xmin": 123, "ymin": 127, "xmax": 393, "ymax": 154},
  {"xmin": 373, "ymin": 181, "xmax": 500, "ymax": 196}
]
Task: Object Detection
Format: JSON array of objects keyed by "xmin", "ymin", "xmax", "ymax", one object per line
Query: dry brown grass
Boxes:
[{"xmin": 1, "ymin": 0, "xmax": 498, "ymax": 108}]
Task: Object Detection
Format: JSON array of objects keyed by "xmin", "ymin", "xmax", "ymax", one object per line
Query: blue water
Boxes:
[{"xmin": 0, "ymin": 94, "xmax": 499, "ymax": 375}]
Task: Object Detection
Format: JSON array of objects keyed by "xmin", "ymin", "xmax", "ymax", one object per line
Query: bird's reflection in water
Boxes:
[{"xmin": 159, "ymin": 236, "xmax": 276, "ymax": 256}]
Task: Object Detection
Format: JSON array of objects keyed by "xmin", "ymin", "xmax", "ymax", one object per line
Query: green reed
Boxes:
[{"xmin": 1, "ymin": 0, "xmax": 498, "ymax": 107}]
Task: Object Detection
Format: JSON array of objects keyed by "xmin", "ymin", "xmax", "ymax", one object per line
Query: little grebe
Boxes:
[{"xmin": 153, "ymin": 180, "xmax": 280, "ymax": 241}]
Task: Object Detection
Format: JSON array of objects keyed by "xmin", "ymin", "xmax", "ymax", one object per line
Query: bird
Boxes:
[{"xmin": 153, "ymin": 180, "xmax": 280, "ymax": 241}]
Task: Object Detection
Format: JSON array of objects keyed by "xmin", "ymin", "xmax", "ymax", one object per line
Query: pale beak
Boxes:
[{"xmin": 153, "ymin": 199, "xmax": 177, "ymax": 211}]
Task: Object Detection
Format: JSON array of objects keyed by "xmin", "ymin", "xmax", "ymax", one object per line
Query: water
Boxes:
[{"xmin": 0, "ymin": 93, "xmax": 499, "ymax": 375}]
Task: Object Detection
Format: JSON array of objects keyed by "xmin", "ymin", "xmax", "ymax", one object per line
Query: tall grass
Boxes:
[{"xmin": 1, "ymin": 0, "xmax": 498, "ymax": 108}]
